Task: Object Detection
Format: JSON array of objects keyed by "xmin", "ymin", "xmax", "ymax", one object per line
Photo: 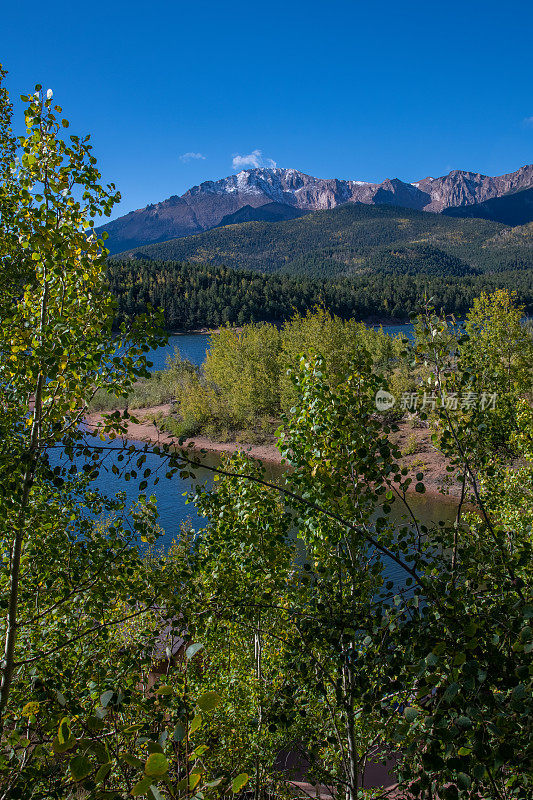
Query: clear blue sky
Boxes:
[{"xmin": 2, "ymin": 0, "xmax": 532, "ymax": 219}]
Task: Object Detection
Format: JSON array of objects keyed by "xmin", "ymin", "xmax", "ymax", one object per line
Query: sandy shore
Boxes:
[
  {"xmin": 85, "ymin": 405, "xmax": 285, "ymax": 465},
  {"xmin": 85, "ymin": 405, "xmax": 462, "ymax": 503}
]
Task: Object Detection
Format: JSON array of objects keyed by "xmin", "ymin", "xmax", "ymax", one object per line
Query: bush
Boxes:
[{"xmin": 133, "ymin": 312, "xmax": 413, "ymax": 440}]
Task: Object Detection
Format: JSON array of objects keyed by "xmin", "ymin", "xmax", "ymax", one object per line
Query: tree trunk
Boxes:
[
  {"xmin": 343, "ymin": 662, "xmax": 358, "ymax": 800},
  {"xmin": 0, "ymin": 281, "xmax": 48, "ymax": 718},
  {"xmin": 254, "ymin": 624, "xmax": 263, "ymax": 800}
]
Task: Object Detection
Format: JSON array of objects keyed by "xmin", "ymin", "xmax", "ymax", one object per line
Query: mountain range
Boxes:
[{"xmin": 99, "ymin": 164, "xmax": 533, "ymax": 255}]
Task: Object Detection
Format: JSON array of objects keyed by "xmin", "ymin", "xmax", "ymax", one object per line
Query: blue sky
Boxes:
[{"xmin": 2, "ymin": 0, "xmax": 532, "ymax": 219}]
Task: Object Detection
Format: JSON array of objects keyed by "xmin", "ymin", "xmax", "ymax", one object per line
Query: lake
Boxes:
[{"xmin": 145, "ymin": 333, "xmax": 212, "ymax": 370}]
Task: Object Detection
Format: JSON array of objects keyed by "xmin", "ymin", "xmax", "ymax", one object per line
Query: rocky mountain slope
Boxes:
[
  {"xmin": 99, "ymin": 164, "xmax": 533, "ymax": 254},
  {"xmin": 442, "ymin": 186, "xmax": 533, "ymax": 227}
]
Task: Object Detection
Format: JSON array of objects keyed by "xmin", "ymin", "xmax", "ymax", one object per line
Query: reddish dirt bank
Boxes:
[
  {"xmin": 85, "ymin": 405, "xmax": 285, "ymax": 465},
  {"xmin": 84, "ymin": 406, "xmax": 462, "ymax": 503}
]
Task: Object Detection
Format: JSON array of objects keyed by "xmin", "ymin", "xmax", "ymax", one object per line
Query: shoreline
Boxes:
[
  {"xmin": 85, "ymin": 405, "xmax": 285, "ymax": 465},
  {"xmin": 85, "ymin": 405, "xmax": 462, "ymax": 506},
  {"xmin": 164, "ymin": 318, "xmax": 412, "ymax": 336},
  {"xmin": 163, "ymin": 317, "xmax": 414, "ymax": 336}
]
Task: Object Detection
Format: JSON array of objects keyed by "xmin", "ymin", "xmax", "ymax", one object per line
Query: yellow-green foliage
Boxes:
[
  {"xmin": 483, "ymin": 399, "xmax": 533, "ymax": 539},
  {"xmin": 402, "ymin": 432, "xmax": 418, "ymax": 456},
  {"xmin": 93, "ymin": 311, "xmax": 412, "ymax": 436},
  {"xmin": 174, "ymin": 373, "xmax": 220, "ymax": 428},
  {"xmin": 463, "ymin": 288, "xmax": 532, "ymax": 395},
  {"xmin": 279, "ymin": 309, "xmax": 404, "ymax": 410},
  {"xmin": 161, "ymin": 310, "xmax": 407, "ymax": 436},
  {"xmin": 204, "ymin": 323, "xmax": 282, "ymax": 422}
]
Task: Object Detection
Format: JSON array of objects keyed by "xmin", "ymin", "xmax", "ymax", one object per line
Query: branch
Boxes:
[
  {"xmin": 12, "ymin": 598, "xmax": 159, "ymax": 668},
  {"xmin": 48, "ymin": 438, "xmax": 426, "ymax": 590}
]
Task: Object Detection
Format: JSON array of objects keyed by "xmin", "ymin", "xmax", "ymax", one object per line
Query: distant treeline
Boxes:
[{"xmin": 108, "ymin": 258, "xmax": 533, "ymax": 329}]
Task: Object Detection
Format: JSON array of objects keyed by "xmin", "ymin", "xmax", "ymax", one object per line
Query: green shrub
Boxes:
[{"xmin": 204, "ymin": 324, "xmax": 282, "ymax": 424}]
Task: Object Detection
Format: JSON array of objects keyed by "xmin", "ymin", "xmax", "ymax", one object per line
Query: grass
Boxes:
[
  {"xmin": 158, "ymin": 412, "xmax": 276, "ymax": 445},
  {"xmin": 89, "ymin": 351, "xmax": 199, "ymax": 412},
  {"xmin": 401, "ymin": 432, "xmax": 418, "ymax": 456},
  {"xmin": 408, "ymin": 456, "xmax": 427, "ymax": 471}
]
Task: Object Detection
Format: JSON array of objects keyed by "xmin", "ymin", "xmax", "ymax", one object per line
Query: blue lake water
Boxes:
[
  {"xmin": 145, "ymin": 334, "xmax": 213, "ymax": 370},
  {"xmin": 73, "ymin": 434, "xmax": 215, "ymax": 542},
  {"xmin": 75, "ymin": 428, "xmax": 453, "ymax": 590}
]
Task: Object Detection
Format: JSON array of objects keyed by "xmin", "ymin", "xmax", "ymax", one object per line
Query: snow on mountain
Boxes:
[{"xmin": 98, "ymin": 164, "xmax": 533, "ymax": 255}]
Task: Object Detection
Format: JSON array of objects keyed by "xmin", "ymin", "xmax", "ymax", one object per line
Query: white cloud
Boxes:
[
  {"xmin": 523, "ymin": 116, "xmax": 533, "ymax": 128},
  {"xmin": 232, "ymin": 149, "xmax": 277, "ymax": 170},
  {"xmin": 179, "ymin": 152, "xmax": 206, "ymax": 162}
]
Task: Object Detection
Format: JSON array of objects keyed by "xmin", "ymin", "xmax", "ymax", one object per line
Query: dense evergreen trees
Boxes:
[
  {"xmin": 108, "ymin": 199, "xmax": 533, "ymax": 329},
  {"xmin": 108, "ymin": 258, "xmax": 533, "ymax": 329}
]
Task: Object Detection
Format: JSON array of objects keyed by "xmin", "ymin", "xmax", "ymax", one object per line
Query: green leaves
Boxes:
[
  {"xmin": 144, "ymin": 753, "xmax": 169, "ymax": 778},
  {"xmin": 196, "ymin": 691, "xmax": 221, "ymax": 712},
  {"xmin": 185, "ymin": 642, "xmax": 204, "ymax": 660},
  {"xmin": 121, "ymin": 754, "xmax": 144, "ymax": 769},
  {"xmin": 87, "ymin": 714, "xmax": 104, "ymax": 732},
  {"xmin": 1, "ymin": 99, "xmax": 531, "ymax": 800},
  {"xmin": 95, "ymin": 763, "xmax": 111, "ymax": 784},
  {"xmin": 403, "ymin": 706, "xmax": 420, "ymax": 723},
  {"xmin": 456, "ymin": 772, "xmax": 472, "ymax": 790},
  {"xmin": 442, "ymin": 682, "xmax": 461, "ymax": 703},
  {"xmin": 189, "ymin": 744, "xmax": 209, "ymax": 759},
  {"xmin": 132, "ymin": 776, "xmax": 155, "ymax": 796},
  {"xmin": 231, "ymin": 773, "xmax": 249, "ymax": 793},
  {"xmin": 69, "ymin": 755, "xmax": 93, "ymax": 782},
  {"xmin": 100, "ymin": 689, "xmax": 114, "ymax": 707},
  {"xmin": 53, "ymin": 717, "xmax": 76, "ymax": 753},
  {"xmin": 172, "ymin": 722, "xmax": 185, "ymax": 742},
  {"xmin": 189, "ymin": 713, "xmax": 203, "ymax": 734},
  {"xmin": 52, "ymin": 735, "xmax": 76, "ymax": 754},
  {"xmin": 58, "ymin": 716, "xmax": 71, "ymax": 744}
]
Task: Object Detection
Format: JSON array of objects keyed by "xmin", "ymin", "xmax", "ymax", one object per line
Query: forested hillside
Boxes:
[
  {"xmin": 113, "ymin": 203, "xmax": 533, "ymax": 277},
  {"xmin": 108, "ymin": 258, "xmax": 533, "ymax": 328}
]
